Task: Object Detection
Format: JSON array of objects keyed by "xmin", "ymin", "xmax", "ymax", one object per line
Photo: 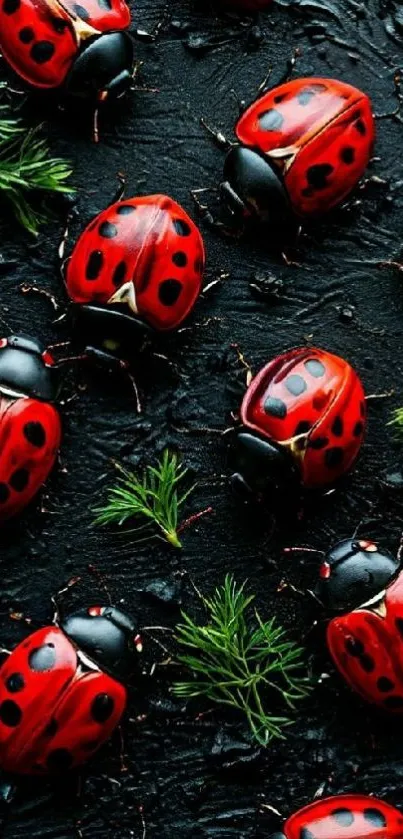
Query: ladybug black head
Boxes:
[
  {"xmin": 65, "ymin": 33, "xmax": 134, "ymax": 101},
  {"xmin": 315, "ymin": 538, "xmax": 400, "ymax": 612},
  {"xmin": 61, "ymin": 605, "xmax": 142, "ymax": 681},
  {"xmin": 70, "ymin": 303, "xmax": 153, "ymax": 359},
  {"xmin": 0, "ymin": 335, "xmax": 58, "ymax": 402},
  {"xmin": 231, "ymin": 431, "xmax": 298, "ymax": 500},
  {"xmin": 221, "ymin": 146, "xmax": 295, "ymax": 240}
]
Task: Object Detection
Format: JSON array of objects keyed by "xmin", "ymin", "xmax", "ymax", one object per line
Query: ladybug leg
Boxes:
[
  {"xmin": 134, "ymin": 7, "xmax": 170, "ymax": 42},
  {"xmin": 19, "ymin": 283, "xmax": 62, "ymax": 313},
  {"xmin": 112, "ymin": 172, "xmax": 126, "ymax": 204},
  {"xmin": 191, "ymin": 188, "xmax": 244, "ymax": 238},
  {"xmin": 200, "ymin": 117, "xmax": 236, "ymax": 151},
  {"xmin": 257, "ymin": 47, "xmax": 300, "ymax": 96}
]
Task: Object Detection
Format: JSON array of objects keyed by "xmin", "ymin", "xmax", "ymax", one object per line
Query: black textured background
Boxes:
[{"xmin": 2, "ymin": 1, "xmax": 403, "ymax": 836}]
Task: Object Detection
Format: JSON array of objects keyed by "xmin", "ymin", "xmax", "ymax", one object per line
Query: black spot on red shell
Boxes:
[
  {"xmin": 159, "ymin": 279, "xmax": 182, "ymax": 306},
  {"xmin": 9, "ymin": 468, "xmax": 29, "ymax": 492},
  {"xmin": 99, "ymin": 221, "xmax": 117, "ymax": 238},
  {"xmin": 116, "ymin": 204, "xmax": 136, "ymax": 215},
  {"xmin": 306, "ymin": 163, "xmax": 334, "ymax": 190},
  {"xmin": 331, "ymin": 809, "xmax": 354, "ymax": 827},
  {"xmin": 300, "ymin": 829, "xmax": 315, "ymax": 839},
  {"xmin": 29, "ymin": 643, "xmax": 56, "ymax": 672},
  {"xmin": 324, "ymin": 447, "xmax": 344, "ymax": 468},
  {"xmin": 91, "ymin": 693, "xmax": 115, "ymax": 723},
  {"xmin": 308, "ymin": 436, "xmax": 329, "ymax": 450},
  {"xmin": 355, "ymin": 119, "xmax": 366, "ymax": 135},
  {"xmin": 297, "ymin": 84, "xmax": 327, "ymax": 105},
  {"xmin": 345, "ymin": 636, "xmax": 365, "ymax": 656},
  {"xmin": 258, "ymin": 109, "xmax": 284, "ymax": 131},
  {"xmin": 73, "ymin": 2, "xmax": 89, "ymax": 16},
  {"xmin": 274, "ymin": 93, "xmax": 287, "ymax": 103},
  {"xmin": 172, "ymin": 251, "xmax": 188, "ymax": 268},
  {"xmin": 23, "ymin": 421, "xmax": 46, "ymax": 448},
  {"xmin": 331, "ymin": 417, "xmax": 343, "ymax": 437},
  {"xmin": 285, "ymin": 374, "xmax": 307, "ymax": 396},
  {"xmin": 301, "ymin": 187, "xmax": 314, "ymax": 198},
  {"xmin": 31, "ymin": 41, "xmax": 55, "ymax": 64},
  {"xmin": 295, "ymin": 420, "xmax": 312, "ymax": 435},
  {"xmin": 97, "ymin": 0, "xmax": 112, "ymax": 8},
  {"xmin": 112, "ymin": 261, "xmax": 126, "ymax": 287},
  {"xmin": 173, "ymin": 218, "xmax": 191, "ymax": 236},
  {"xmin": 2, "ymin": 0, "xmax": 20, "ymax": 13},
  {"xmin": 363, "ymin": 809, "xmax": 387, "ymax": 827},
  {"xmin": 384, "ymin": 696, "xmax": 403, "ymax": 709},
  {"xmin": 359, "ymin": 653, "xmax": 375, "ymax": 672},
  {"xmin": 19, "ymin": 26, "xmax": 34, "ymax": 42},
  {"xmin": 85, "ymin": 251, "xmax": 104, "ymax": 281},
  {"xmin": 263, "ymin": 396, "xmax": 287, "ymax": 419},
  {"xmin": 51, "ymin": 17, "xmax": 68, "ymax": 33},
  {"xmin": 341, "ymin": 146, "xmax": 355, "ymax": 164},
  {"xmin": 377, "ymin": 676, "xmax": 394, "ymax": 693},
  {"xmin": 9, "ymin": 467, "xmax": 29, "ymax": 493},
  {"xmin": 6, "ymin": 673, "xmax": 25, "ymax": 693},
  {"xmin": 47, "ymin": 748, "xmax": 73, "ymax": 772},
  {"xmin": 0, "ymin": 483, "xmax": 10, "ymax": 503},
  {"xmin": 305, "ymin": 359, "xmax": 325, "ymax": 377},
  {"xmin": 354, "ymin": 421, "xmax": 364, "ymax": 437},
  {"xmin": 44, "ymin": 718, "xmax": 59, "ymax": 737},
  {"xmin": 0, "ymin": 699, "xmax": 22, "ymax": 727},
  {"xmin": 396, "ymin": 618, "xmax": 403, "ymax": 637}
]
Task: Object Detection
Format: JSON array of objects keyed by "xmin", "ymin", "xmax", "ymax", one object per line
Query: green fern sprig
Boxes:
[
  {"xmin": 173, "ymin": 575, "xmax": 311, "ymax": 746},
  {"xmin": 93, "ymin": 450, "xmax": 197, "ymax": 548},
  {"xmin": 388, "ymin": 408, "xmax": 403, "ymax": 431},
  {"xmin": 0, "ymin": 85, "xmax": 74, "ymax": 234}
]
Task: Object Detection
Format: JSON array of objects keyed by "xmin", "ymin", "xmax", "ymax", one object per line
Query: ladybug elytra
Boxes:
[
  {"xmin": 317, "ymin": 537, "xmax": 403, "ymax": 711},
  {"xmin": 231, "ymin": 347, "xmax": 366, "ymax": 500},
  {"xmin": 0, "ymin": 0, "xmax": 133, "ymax": 102},
  {"xmin": 0, "ymin": 605, "xmax": 142, "ymax": 775},
  {"xmin": 221, "ymin": 77, "xmax": 375, "ymax": 235},
  {"xmin": 65, "ymin": 193, "xmax": 205, "ymax": 362},
  {"xmin": 269, "ymin": 794, "xmax": 403, "ymax": 839},
  {"xmin": 0, "ymin": 335, "xmax": 61, "ymax": 524}
]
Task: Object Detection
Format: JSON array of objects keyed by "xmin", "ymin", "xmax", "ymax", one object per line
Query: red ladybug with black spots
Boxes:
[
  {"xmin": 219, "ymin": 77, "xmax": 374, "ymax": 238},
  {"xmin": 0, "ymin": 334, "xmax": 61, "ymax": 524},
  {"xmin": 64, "ymin": 193, "xmax": 205, "ymax": 362},
  {"xmin": 0, "ymin": 605, "xmax": 142, "ymax": 784},
  {"xmin": 316, "ymin": 537, "xmax": 403, "ymax": 711},
  {"xmin": 231, "ymin": 347, "xmax": 365, "ymax": 501},
  {"xmin": 0, "ymin": 0, "xmax": 133, "ymax": 102},
  {"xmin": 268, "ymin": 793, "xmax": 403, "ymax": 839}
]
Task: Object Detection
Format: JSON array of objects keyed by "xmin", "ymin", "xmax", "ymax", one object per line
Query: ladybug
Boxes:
[
  {"xmin": 269, "ymin": 793, "xmax": 403, "ymax": 839},
  {"xmin": 0, "ymin": 604, "xmax": 142, "ymax": 777},
  {"xmin": 316, "ymin": 537, "xmax": 403, "ymax": 711},
  {"xmin": 0, "ymin": 334, "xmax": 61, "ymax": 524},
  {"xmin": 0, "ymin": 0, "xmax": 133, "ymax": 102},
  {"xmin": 64, "ymin": 193, "xmax": 205, "ymax": 360},
  {"xmin": 220, "ymin": 77, "xmax": 374, "ymax": 237},
  {"xmin": 231, "ymin": 346, "xmax": 366, "ymax": 500}
]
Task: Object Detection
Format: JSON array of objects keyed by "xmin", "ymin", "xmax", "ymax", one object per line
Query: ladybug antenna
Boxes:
[{"xmin": 284, "ymin": 546, "xmax": 325, "ymax": 556}]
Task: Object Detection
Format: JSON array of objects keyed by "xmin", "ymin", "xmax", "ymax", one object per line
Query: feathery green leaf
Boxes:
[{"xmin": 173, "ymin": 575, "xmax": 311, "ymax": 746}]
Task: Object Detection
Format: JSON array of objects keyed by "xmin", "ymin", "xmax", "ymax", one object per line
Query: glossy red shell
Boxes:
[
  {"xmin": 327, "ymin": 572, "xmax": 403, "ymax": 711},
  {"xmin": 0, "ymin": 626, "xmax": 126, "ymax": 775},
  {"xmin": 0, "ymin": 0, "xmax": 130, "ymax": 89},
  {"xmin": 235, "ymin": 77, "xmax": 374, "ymax": 216},
  {"xmin": 66, "ymin": 194, "xmax": 205, "ymax": 331},
  {"xmin": 241, "ymin": 347, "xmax": 365, "ymax": 488},
  {"xmin": 0, "ymin": 394, "xmax": 61, "ymax": 523},
  {"xmin": 284, "ymin": 794, "xmax": 403, "ymax": 839}
]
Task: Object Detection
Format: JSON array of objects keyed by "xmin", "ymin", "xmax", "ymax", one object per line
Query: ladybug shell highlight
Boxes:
[
  {"xmin": 0, "ymin": 606, "xmax": 139, "ymax": 775},
  {"xmin": 228, "ymin": 77, "xmax": 374, "ymax": 218},
  {"xmin": 276, "ymin": 794, "xmax": 403, "ymax": 839},
  {"xmin": 240, "ymin": 347, "xmax": 365, "ymax": 489},
  {"xmin": 326, "ymin": 571, "xmax": 403, "ymax": 711},
  {"xmin": 0, "ymin": 0, "xmax": 132, "ymax": 96},
  {"xmin": 316, "ymin": 539, "xmax": 400, "ymax": 612},
  {"xmin": 0, "ymin": 335, "xmax": 61, "ymax": 524},
  {"xmin": 66, "ymin": 195, "xmax": 205, "ymax": 332}
]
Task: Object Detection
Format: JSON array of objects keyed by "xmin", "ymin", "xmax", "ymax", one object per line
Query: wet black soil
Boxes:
[{"xmin": 2, "ymin": 0, "xmax": 403, "ymax": 836}]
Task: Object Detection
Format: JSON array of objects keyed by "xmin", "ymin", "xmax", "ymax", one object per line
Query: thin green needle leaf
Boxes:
[
  {"xmin": 93, "ymin": 449, "xmax": 197, "ymax": 548},
  {"xmin": 173, "ymin": 575, "xmax": 312, "ymax": 746}
]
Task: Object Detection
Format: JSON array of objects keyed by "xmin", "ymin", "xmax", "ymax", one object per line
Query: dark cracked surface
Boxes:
[{"xmin": 2, "ymin": 0, "xmax": 403, "ymax": 836}]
